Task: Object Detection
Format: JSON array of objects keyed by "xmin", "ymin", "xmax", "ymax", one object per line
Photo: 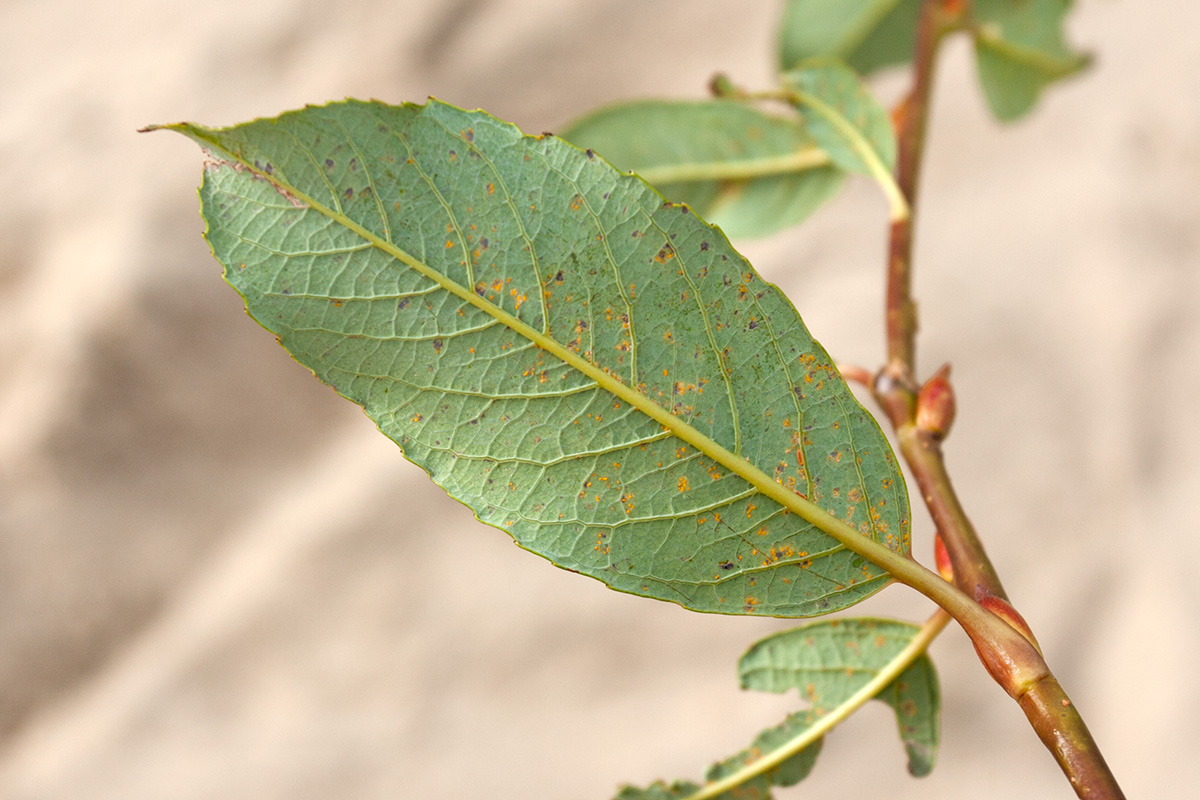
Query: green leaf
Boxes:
[
  {"xmin": 617, "ymin": 616, "xmax": 939, "ymax": 799},
  {"xmin": 783, "ymin": 59, "xmax": 897, "ymax": 176},
  {"xmin": 616, "ymin": 709, "xmax": 822, "ymax": 800},
  {"xmin": 561, "ymin": 100, "xmax": 844, "ymax": 239},
  {"xmin": 739, "ymin": 617, "xmax": 940, "ymax": 776},
  {"xmin": 972, "ymin": 0, "xmax": 1090, "ymax": 121},
  {"xmin": 777, "ymin": 0, "xmax": 921, "ymax": 75},
  {"xmin": 781, "ymin": 60, "xmax": 906, "ymax": 219},
  {"xmin": 158, "ymin": 99, "xmax": 911, "ymax": 618}
]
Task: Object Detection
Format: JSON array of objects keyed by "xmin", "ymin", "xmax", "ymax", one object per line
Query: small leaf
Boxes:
[
  {"xmin": 972, "ymin": 0, "xmax": 1089, "ymax": 121},
  {"xmin": 739, "ymin": 617, "xmax": 940, "ymax": 776},
  {"xmin": 562, "ymin": 100, "xmax": 844, "ymax": 239},
  {"xmin": 159, "ymin": 99, "xmax": 911, "ymax": 618},
  {"xmin": 617, "ymin": 617, "xmax": 938, "ymax": 799},
  {"xmin": 616, "ymin": 711, "xmax": 822, "ymax": 800},
  {"xmin": 777, "ymin": 0, "xmax": 922, "ymax": 75},
  {"xmin": 783, "ymin": 59, "xmax": 897, "ymax": 176},
  {"xmin": 614, "ymin": 781, "xmax": 701, "ymax": 800}
]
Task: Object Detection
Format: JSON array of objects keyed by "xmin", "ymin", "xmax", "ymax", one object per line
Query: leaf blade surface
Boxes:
[
  {"xmin": 739, "ymin": 617, "xmax": 940, "ymax": 776},
  {"xmin": 561, "ymin": 100, "xmax": 844, "ymax": 239},
  {"xmin": 168, "ymin": 99, "xmax": 911, "ymax": 617},
  {"xmin": 778, "ymin": 0, "xmax": 921, "ymax": 75}
]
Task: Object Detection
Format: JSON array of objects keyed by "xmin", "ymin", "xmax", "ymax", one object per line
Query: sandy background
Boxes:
[{"xmin": 1, "ymin": 1, "xmax": 1197, "ymax": 797}]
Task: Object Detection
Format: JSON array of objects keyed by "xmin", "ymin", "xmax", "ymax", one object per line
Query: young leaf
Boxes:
[
  {"xmin": 972, "ymin": 0, "xmax": 1090, "ymax": 121},
  {"xmin": 781, "ymin": 60, "xmax": 905, "ymax": 218},
  {"xmin": 561, "ymin": 100, "xmax": 844, "ymax": 239},
  {"xmin": 616, "ymin": 708, "xmax": 822, "ymax": 800},
  {"xmin": 616, "ymin": 616, "xmax": 940, "ymax": 800},
  {"xmin": 739, "ymin": 617, "xmax": 940, "ymax": 776},
  {"xmin": 777, "ymin": 0, "xmax": 922, "ymax": 76},
  {"xmin": 155, "ymin": 99, "xmax": 911, "ymax": 618}
]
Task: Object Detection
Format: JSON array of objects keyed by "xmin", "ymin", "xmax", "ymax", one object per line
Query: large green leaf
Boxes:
[
  {"xmin": 158, "ymin": 99, "xmax": 910, "ymax": 617},
  {"xmin": 777, "ymin": 0, "xmax": 921, "ymax": 76},
  {"xmin": 561, "ymin": 100, "xmax": 844, "ymax": 239},
  {"xmin": 617, "ymin": 617, "xmax": 939, "ymax": 800},
  {"xmin": 740, "ymin": 617, "xmax": 940, "ymax": 776},
  {"xmin": 972, "ymin": 0, "xmax": 1090, "ymax": 121}
]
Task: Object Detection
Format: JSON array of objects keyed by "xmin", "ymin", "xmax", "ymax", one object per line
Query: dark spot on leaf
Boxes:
[
  {"xmin": 603, "ymin": 192, "xmax": 610, "ymax": 200},
  {"xmin": 554, "ymin": 271, "xmax": 564, "ymax": 283},
  {"xmin": 719, "ymin": 561, "xmax": 734, "ymax": 570},
  {"xmin": 325, "ymin": 158, "xmax": 334, "ymax": 168},
  {"xmin": 344, "ymin": 187, "xmax": 353, "ymax": 199},
  {"xmin": 700, "ymin": 241, "xmax": 709, "ymax": 251},
  {"xmin": 585, "ymin": 148, "xmax": 595, "ymax": 159},
  {"xmin": 432, "ymin": 338, "xmax": 443, "ymax": 354},
  {"xmin": 632, "ymin": 230, "xmax": 641, "ymax": 238},
  {"xmin": 748, "ymin": 320, "xmax": 758, "ymax": 329},
  {"xmin": 349, "ymin": 158, "xmax": 358, "ymax": 172},
  {"xmin": 479, "ymin": 237, "xmax": 489, "ymax": 249},
  {"xmin": 398, "ymin": 299, "xmax": 409, "ymax": 310}
]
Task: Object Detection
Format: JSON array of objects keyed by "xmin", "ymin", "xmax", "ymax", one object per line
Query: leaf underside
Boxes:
[
  {"xmin": 784, "ymin": 59, "xmax": 897, "ymax": 176},
  {"xmin": 778, "ymin": 0, "xmax": 922, "ymax": 76},
  {"xmin": 739, "ymin": 617, "xmax": 940, "ymax": 777},
  {"xmin": 168, "ymin": 99, "xmax": 910, "ymax": 618},
  {"xmin": 561, "ymin": 100, "xmax": 844, "ymax": 240},
  {"xmin": 972, "ymin": 0, "xmax": 1090, "ymax": 121},
  {"xmin": 777, "ymin": 0, "xmax": 1087, "ymax": 122},
  {"xmin": 617, "ymin": 618, "xmax": 939, "ymax": 799}
]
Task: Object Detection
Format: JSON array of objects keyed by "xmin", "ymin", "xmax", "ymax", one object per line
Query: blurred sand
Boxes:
[{"xmin": 1, "ymin": 1, "xmax": 1197, "ymax": 797}]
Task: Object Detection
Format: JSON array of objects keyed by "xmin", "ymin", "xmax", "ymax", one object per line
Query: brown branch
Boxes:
[{"xmin": 870, "ymin": 1, "xmax": 1126, "ymax": 797}]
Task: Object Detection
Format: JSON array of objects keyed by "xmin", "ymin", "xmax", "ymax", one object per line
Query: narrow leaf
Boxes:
[
  {"xmin": 972, "ymin": 0, "xmax": 1090, "ymax": 121},
  {"xmin": 777, "ymin": 0, "xmax": 921, "ymax": 75},
  {"xmin": 561, "ymin": 100, "xmax": 844, "ymax": 239},
  {"xmin": 157, "ymin": 99, "xmax": 910, "ymax": 618},
  {"xmin": 739, "ymin": 617, "xmax": 940, "ymax": 776}
]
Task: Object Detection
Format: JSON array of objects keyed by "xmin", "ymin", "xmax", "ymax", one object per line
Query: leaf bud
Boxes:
[
  {"xmin": 978, "ymin": 593, "xmax": 1043, "ymax": 655},
  {"xmin": 933, "ymin": 532, "xmax": 954, "ymax": 582},
  {"xmin": 916, "ymin": 364, "xmax": 956, "ymax": 440}
]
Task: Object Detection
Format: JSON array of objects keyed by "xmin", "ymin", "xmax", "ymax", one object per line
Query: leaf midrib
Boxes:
[
  {"xmin": 634, "ymin": 147, "xmax": 832, "ymax": 185},
  {"xmin": 169, "ymin": 119, "xmax": 918, "ymax": 591}
]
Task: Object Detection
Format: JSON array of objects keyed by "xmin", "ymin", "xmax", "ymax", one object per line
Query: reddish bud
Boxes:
[
  {"xmin": 979, "ymin": 593, "xmax": 1042, "ymax": 655},
  {"xmin": 916, "ymin": 364, "xmax": 956, "ymax": 440},
  {"xmin": 941, "ymin": 0, "xmax": 966, "ymax": 16},
  {"xmin": 933, "ymin": 532, "xmax": 954, "ymax": 581},
  {"xmin": 890, "ymin": 94, "xmax": 914, "ymax": 135}
]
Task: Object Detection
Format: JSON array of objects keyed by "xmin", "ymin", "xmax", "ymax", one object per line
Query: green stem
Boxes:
[
  {"xmin": 634, "ymin": 148, "xmax": 831, "ymax": 185},
  {"xmin": 684, "ymin": 609, "xmax": 950, "ymax": 800}
]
